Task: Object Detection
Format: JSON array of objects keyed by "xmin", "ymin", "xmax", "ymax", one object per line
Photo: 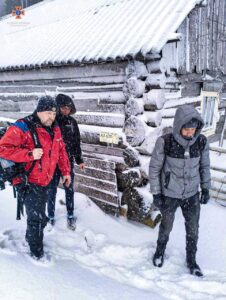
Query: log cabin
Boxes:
[{"xmin": 0, "ymin": 0, "xmax": 225, "ymax": 221}]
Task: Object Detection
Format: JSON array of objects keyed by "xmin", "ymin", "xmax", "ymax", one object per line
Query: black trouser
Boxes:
[
  {"xmin": 156, "ymin": 193, "xmax": 200, "ymax": 263},
  {"xmin": 47, "ymin": 162, "xmax": 75, "ymax": 219},
  {"xmin": 18, "ymin": 184, "xmax": 48, "ymax": 257}
]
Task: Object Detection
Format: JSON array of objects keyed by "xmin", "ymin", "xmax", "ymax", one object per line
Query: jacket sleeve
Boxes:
[
  {"xmin": 58, "ymin": 138, "xmax": 71, "ymax": 176},
  {"xmin": 149, "ymin": 136, "xmax": 165, "ymax": 195},
  {"xmin": 73, "ymin": 119, "xmax": 84, "ymax": 165},
  {"xmin": 200, "ymin": 138, "xmax": 211, "ymax": 190},
  {"xmin": 0, "ymin": 126, "xmax": 34, "ymax": 163}
]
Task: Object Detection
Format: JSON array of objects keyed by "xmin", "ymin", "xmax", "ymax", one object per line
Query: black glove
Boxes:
[
  {"xmin": 153, "ymin": 194, "xmax": 163, "ymax": 209},
  {"xmin": 200, "ymin": 189, "xmax": 210, "ymax": 204}
]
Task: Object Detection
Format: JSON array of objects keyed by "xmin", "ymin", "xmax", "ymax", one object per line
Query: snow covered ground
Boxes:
[{"xmin": 0, "ymin": 185, "xmax": 226, "ymax": 300}]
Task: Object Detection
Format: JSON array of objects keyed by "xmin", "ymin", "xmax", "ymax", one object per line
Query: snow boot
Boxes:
[
  {"xmin": 153, "ymin": 251, "xmax": 164, "ymax": 267},
  {"xmin": 188, "ymin": 261, "xmax": 203, "ymax": 277},
  {"xmin": 67, "ymin": 216, "xmax": 76, "ymax": 231},
  {"xmin": 153, "ymin": 241, "xmax": 166, "ymax": 267}
]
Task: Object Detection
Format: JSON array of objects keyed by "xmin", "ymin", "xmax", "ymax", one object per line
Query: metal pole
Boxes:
[{"xmin": 219, "ymin": 108, "xmax": 226, "ymax": 149}]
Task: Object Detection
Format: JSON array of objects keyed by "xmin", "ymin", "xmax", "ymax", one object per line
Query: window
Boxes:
[{"xmin": 201, "ymin": 91, "xmax": 219, "ymax": 136}]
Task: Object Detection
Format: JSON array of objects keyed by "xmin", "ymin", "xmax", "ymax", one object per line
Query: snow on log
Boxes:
[
  {"xmin": 125, "ymin": 98, "xmax": 144, "ymax": 117},
  {"xmin": 116, "ymin": 168, "xmax": 148, "ymax": 191},
  {"xmin": 74, "ymin": 112, "xmax": 125, "ymax": 128},
  {"xmin": 121, "ymin": 187, "xmax": 160, "ymax": 228},
  {"xmin": 72, "ymin": 99, "xmax": 125, "ymax": 114},
  {"xmin": 57, "ymin": 84, "xmax": 124, "ymax": 93},
  {"xmin": 123, "ymin": 77, "xmax": 145, "ymax": 99},
  {"xmin": 210, "ymin": 190, "xmax": 226, "ymax": 201},
  {"xmin": 143, "ymin": 89, "xmax": 166, "ymax": 110},
  {"xmin": 69, "ymin": 91, "xmax": 126, "ymax": 104},
  {"xmin": 0, "ymin": 111, "xmax": 26, "ymax": 119},
  {"xmin": 79, "ymin": 124, "xmax": 127, "ymax": 148},
  {"xmin": 17, "ymin": 100, "xmax": 38, "ymax": 112},
  {"xmin": 136, "ymin": 127, "xmax": 162, "ymax": 155},
  {"xmin": 0, "ymin": 100, "xmax": 19, "ymax": 112},
  {"xmin": 138, "ymin": 111, "xmax": 162, "ymax": 127},
  {"xmin": 123, "ymin": 147, "xmax": 140, "ymax": 168},
  {"xmin": 123, "ymin": 116, "xmax": 148, "ymax": 146},
  {"xmin": 147, "ymin": 59, "xmax": 167, "ymax": 74},
  {"xmin": 145, "ymin": 73, "xmax": 166, "ymax": 89},
  {"xmin": 163, "ymin": 96, "xmax": 201, "ymax": 109},
  {"xmin": 81, "ymin": 143, "xmax": 124, "ymax": 158},
  {"xmin": 126, "ymin": 61, "xmax": 148, "ymax": 79},
  {"xmin": 145, "ymin": 53, "xmax": 161, "ymax": 60},
  {"xmin": 209, "ymin": 146, "xmax": 226, "ymax": 154}
]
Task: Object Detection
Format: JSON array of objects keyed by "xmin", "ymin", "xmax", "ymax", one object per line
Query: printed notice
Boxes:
[{"xmin": 99, "ymin": 132, "xmax": 119, "ymax": 144}]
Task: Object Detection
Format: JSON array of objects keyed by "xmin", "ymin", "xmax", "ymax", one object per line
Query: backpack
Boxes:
[{"xmin": 0, "ymin": 118, "xmax": 41, "ymax": 191}]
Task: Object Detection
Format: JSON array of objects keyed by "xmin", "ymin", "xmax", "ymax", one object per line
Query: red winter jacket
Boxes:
[{"xmin": 0, "ymin": 114, "xmax": 70, "ymax": 186}]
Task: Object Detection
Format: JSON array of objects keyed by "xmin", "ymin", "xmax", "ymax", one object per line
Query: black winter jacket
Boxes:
[{"xmin": 57, "ymin": 114, "xmax": 83, "ymax": 165}]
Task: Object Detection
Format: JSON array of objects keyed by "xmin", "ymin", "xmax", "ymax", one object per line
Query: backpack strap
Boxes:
[{"xmin": 19, "ymin": 118, "xmax": 42, "ymax": 184}]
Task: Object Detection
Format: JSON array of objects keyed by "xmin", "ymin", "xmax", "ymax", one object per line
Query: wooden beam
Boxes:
[
  {"xmin": 81, "ymin": 143, "xmax": 124, "ymax": 157},
  {"xmin": 74, "ymin": 183, "xmax": 119, "ymax": 206},
  {"xmin": 0, "ymin": 62, "xmax": 127, "ymax": 82}
]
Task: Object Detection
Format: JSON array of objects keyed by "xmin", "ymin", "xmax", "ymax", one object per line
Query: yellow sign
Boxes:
[{"xmin": 100, "ymin": 132, "xmax": 119, "ymax": 144}]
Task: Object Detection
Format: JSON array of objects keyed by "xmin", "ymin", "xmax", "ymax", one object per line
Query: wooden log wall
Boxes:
[
  {"xmin": 0, "ymin": 62, "xmax": 130, "ymax": 210},
  {"xmin": 175, "ymin": 0, "xmax": 226, "ymax": 75}
]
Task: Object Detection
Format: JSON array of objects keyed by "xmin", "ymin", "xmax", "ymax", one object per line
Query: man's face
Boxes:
[
  {"xmin": 60, "ymin": 106, "xmax": 71, "ymax": 116},
  {"xmin": 37, "ymin": 111, "xmax": 56, "ymax": 127},
  {"xmin": 181, "ymin": 127, "xmax": 196, "ymax": 138}
]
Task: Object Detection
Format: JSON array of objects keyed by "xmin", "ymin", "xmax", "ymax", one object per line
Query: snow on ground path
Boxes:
[{"xmin": 0, "ymin": 186, "xmax": 226, "ymax": 300}]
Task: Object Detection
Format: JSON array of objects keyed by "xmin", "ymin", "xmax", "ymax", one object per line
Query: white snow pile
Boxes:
[{"xmin": 0, "ymin": 185, "xmax": 226, "ymax": 300}]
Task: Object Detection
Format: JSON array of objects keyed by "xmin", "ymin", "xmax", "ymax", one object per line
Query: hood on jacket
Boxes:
[
  {"xmin": 173, "ymin": 105, "xmax": 204, "ymax": 147},
  {"xmin": 55, "ymin": 94, "xmax": 76, "ymax": 115}
]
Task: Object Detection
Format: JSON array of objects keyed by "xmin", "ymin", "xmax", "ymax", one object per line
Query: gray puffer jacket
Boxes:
[{"xmin": 149, "ymin": 105, "xmax": 211, "ymax": 199}]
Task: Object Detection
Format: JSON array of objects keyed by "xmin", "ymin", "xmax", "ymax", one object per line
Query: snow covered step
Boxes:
[
  {"xmin": 75, "ymin": 184, "xmax": 118, "ymax": 206},
  {"xmin": 75, "ymin": 174, "xmax": 118, "ymax": 195},
  {"xmin": 75, "ymin": 112, "xmax": 125, "ymax": 128},
  {"xmin": 83, "ymin": 157, "xmax": 115, "ymax": 171},
  {"xmin": 74, "ymin": 165, "xmax": 116, "ymax": 182},
  {"xmin": 74, "ymin": 156, "xmax": 119, "ymax": 206},
  {"xmin": 81, "ymin": 143, "xmax": 124, "ymax": 158}
]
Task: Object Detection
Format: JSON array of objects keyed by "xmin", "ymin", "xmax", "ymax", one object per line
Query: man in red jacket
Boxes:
[{"xmin": 0, "ymin": 96, "xmax": 71, "ymax": 260}]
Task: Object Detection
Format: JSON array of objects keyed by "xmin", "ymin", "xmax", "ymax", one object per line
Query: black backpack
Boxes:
[{"xmin": 0, "ymin": 118, "xmax": 41, "ymax": 190}]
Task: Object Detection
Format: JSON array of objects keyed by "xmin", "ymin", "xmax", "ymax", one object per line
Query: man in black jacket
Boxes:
[{"xmin": 47, "ymin": 94, "xmax": 85, "ymax": 230}]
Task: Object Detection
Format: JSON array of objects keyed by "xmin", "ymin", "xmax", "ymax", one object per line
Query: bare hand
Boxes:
[
  {"xmin": 32, "ymin": 148, "xmax": 43, "ymax": 160},
  {"xmin": 79, "ymin": 163, "xmax": 85, "ymax": 171},
  {"xmin": 62, "ymin": 175, "xmax": 71, "ymax": 187}
]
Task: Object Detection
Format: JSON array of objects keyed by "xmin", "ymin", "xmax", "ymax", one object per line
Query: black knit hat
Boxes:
[
  {"xmin": 182, "ymin": 118, "xmax": 199, "ymax": 129},
  {"xmin": 55, "ymin": 94, "xmax": 76, "ymax": 114},
  {"xmin": 36, "ymin": 96, "xmax": 57, "ymax": 112}
]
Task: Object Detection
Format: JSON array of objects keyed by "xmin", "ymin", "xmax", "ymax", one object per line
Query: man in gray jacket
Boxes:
[{"xmin": 149, "ymin": 105, "xmax": 211, "ymax": 277}]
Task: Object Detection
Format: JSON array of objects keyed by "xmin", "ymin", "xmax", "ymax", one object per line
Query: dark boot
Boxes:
[
  {"xmin": 186, "ymin": 247, "xmax": 203, "ymax": 277},
  {"xmin": 153, "ymin": 251, "xmax": 164, "ymax": 267},
  {"xmin": 153, "ymin": 242, "xmax": 166, "ymax": 267},
  {"xmin": 187, "ymin": 261, "xmax": 203, "ymax": 277}
]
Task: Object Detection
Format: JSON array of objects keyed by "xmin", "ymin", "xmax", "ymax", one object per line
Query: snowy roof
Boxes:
[{"xmin": 0, "ymin": 0, "xmax": 204, "ymax": 71}]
